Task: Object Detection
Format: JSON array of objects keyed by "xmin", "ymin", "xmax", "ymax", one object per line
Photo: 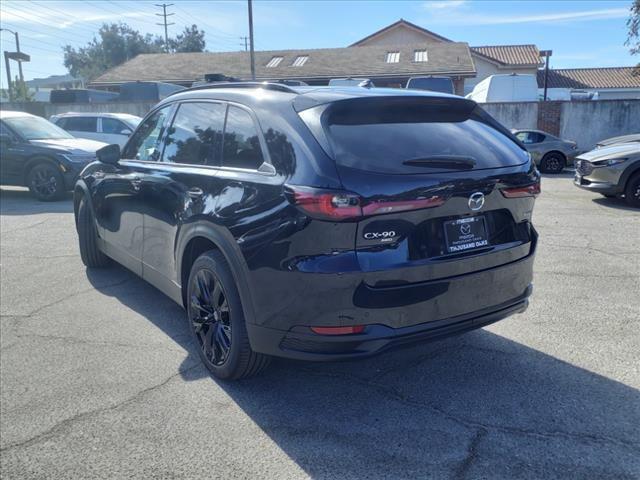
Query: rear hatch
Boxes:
[{"xmin": 298, "ymin": 95, "xmax": 539, "ymax": 283}]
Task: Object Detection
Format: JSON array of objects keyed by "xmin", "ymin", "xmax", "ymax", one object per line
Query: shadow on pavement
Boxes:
[
  {"xmin": 86, "ymin": 264, "xmax": 640, "ymax": 478},
  {"xmin": 591, "ymin": 196, "xmax": 637, "ymax": 212},
  {"xmin": 0, "ymin": 187, "xmax": 73, "ymax": 215}
]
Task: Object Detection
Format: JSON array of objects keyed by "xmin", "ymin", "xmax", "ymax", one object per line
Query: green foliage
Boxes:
[
  {"xmin": 169, "ymin": 25, "xmax": 206, "ymax": 53},
  {"xmin": 0, "ymin": 77, "xmax": 35, "ymax": 102},
  {"xmin": 63, "ymin": 22, "xmax": 206, "ymax": 81},
  {"xmin": 627, "ymin": 0, "xmax": 640, "ymax": 70}
]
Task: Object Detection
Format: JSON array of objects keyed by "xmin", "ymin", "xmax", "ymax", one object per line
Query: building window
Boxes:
[
  {"xmin": 414, "ymin": 50, "xmax": 428, "ymax": 62},
  {"xmin": 292, "ymin": 55, "xmax": 308, "ymax": 67},
  {"xmin": 266, "ymin": 56, "xmax": 283, "ymax": 68},
  {"xmin": 385, "ymin": 51, "xmax": 400, "ymax": 63}
]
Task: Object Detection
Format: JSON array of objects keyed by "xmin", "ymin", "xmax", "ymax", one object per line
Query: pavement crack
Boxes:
[
  {"xmin": 10, "ymin": 332, "xmax": 185, "ymax": 352},
  {"xmin": 0, "ymin": 363, "xmax": 202, "ymax": 453},
  {"xmin": 1, "ymin": 220, "xmax": 50, "ymax": 234},
  {"xmin": 3, "ymin": 277, "xmax": 133, "ymax": 318},
  {"xmin": 453, "ymin": 429, "xmax": 487, "ymax": 480}
]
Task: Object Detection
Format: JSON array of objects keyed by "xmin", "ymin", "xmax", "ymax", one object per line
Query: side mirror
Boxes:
[
  {"xmin": 96, "ymin": 144, "xmax": 121, "ymax": 165},
  {"xmin": 120, "ymin": 128, "xmax": 133, "ymax": 136},
  {"xmin": 0, "ymin": 134, "xmax": 12, "ymax": 146}
]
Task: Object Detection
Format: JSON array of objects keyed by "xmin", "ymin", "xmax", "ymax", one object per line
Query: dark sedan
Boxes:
[{"xmin": 0, "ymin": 111, "xmax": 106, "ymax": 200}]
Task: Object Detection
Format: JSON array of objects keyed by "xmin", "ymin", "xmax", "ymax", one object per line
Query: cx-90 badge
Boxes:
[
  {"xmin": 364, "ymin": 230, "xmax": 396, "ymax": 241},
  {"xmin": 468, "ymin": 192, "xmax": 485, "ymax": 211}
]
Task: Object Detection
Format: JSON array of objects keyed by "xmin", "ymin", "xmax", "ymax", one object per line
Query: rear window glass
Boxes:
[{"xmin": 323, "ymin": 100, "xmax": 526, "ymax": 174}]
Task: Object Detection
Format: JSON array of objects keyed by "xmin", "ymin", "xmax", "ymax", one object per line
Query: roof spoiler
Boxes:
[{"xmin": 166, "ymin": 81, "xmax": 299, "ymax": 98}]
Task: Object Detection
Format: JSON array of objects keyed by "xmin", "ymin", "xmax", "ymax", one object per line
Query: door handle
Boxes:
[
  {"xmin": 187, "ymin": 187, "xmax": 204, "ymax": 198},
  {"xmin": 131, "ymin": 177, "xmax": 142, "ymax": 191}
]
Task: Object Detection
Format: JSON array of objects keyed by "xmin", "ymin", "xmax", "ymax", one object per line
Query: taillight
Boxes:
[
  {"xmin": 285, "ymin": 186, "xmax": 362, "ymax": 221},
  {"xmin": 501, "ymin": 181, "xmax": 541, "ymax": 198},
  {"xmin": 285, "ymin": 185, "xmax": 445, "ymax": 221}
]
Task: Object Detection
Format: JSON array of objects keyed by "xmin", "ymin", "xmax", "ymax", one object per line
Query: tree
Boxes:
[
  {"xmin": 0, "ymin": 77, "xmax": 34, "ymax": 102},
  {"xmin": 169, "ymin": 25, "xmax": 206, "ymax": 53},
  {"xmin": 63, "ymin": 23, "xmax": 206, "ymax": 82},
  {"xmin": 627, "ymin": 0, "xmax": 640, "ymax": 70}
]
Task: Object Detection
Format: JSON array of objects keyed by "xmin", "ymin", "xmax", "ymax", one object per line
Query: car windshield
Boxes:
[{"xmin": 4, "ymin": 115, "xmax": 73, "ymax": 140}]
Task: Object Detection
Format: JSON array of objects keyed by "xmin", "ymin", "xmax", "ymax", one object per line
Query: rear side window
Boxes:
[
  {"xmin": 64, "ymin": 117, "xmax": 97, "ymax": 133},
  {"xmin": 102, "ymin": 118, "xmax": 128, "ymax": 134},
  {"xmin": 222, "ymin": 106, "xmax": 264, "ymax": 170},
  {"xmin": 516, "ymin": 131, "xmax": 545, "ymax": 144},
  {"xmin": 322, "ymin": 99, "xmax": 527, "ymax": 174},
  {"xmin": 162, "ymin": 102, "xmax": 225, "ymax": 165}
]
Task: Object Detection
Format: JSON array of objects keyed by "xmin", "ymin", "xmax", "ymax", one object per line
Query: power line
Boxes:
[
  {"xmin": 155, "ymin": 3, "xmax": 175, "ymax": 53},
  {"xmin": 4, "ymin": 2, "xmax": 102, "ymax": 36},
  {"xmin": 0, "ymin": 21, "xmax": 86, "ymax": 46}
]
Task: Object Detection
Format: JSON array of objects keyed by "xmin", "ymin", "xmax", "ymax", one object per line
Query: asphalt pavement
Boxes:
[{"xmin": 1, "ymin": 173, "xmax": 639, "ymax": 479}]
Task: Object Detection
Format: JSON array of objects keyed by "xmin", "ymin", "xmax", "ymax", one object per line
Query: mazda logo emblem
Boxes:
[{"xmin": 468, "ymin": 192, "xmax": 485, "ymax": 211}]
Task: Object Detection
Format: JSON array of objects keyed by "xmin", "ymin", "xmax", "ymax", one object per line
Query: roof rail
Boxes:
[{"xmin": 167, "ymin": 81, "xmax": 299, "ymax": 97}]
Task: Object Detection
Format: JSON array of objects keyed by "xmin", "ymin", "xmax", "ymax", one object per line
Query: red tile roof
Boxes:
[
  {"xmin": 537, "ymin": 67, "xmax": 640, "ymax": 89},
  {"xmin": 471, "ymin": 45, "xmax": 542, "ymax": 66}
]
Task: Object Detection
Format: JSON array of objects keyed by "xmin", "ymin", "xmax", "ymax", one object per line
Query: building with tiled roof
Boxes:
[{"xmin": 537, "ymin": 67, "xmax": 640, "ymax": 100}]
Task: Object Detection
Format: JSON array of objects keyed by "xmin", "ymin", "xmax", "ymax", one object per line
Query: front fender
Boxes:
[{"xmin": 176, "ymin": 222, "xmax": 257, "ymax": 326}]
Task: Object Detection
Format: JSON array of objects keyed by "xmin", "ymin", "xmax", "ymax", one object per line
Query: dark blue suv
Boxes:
[{"xmin": 74, "ymin": 83, "xmax": 539, "ymax": 379}]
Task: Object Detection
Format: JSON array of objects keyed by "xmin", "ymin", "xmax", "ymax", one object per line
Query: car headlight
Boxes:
[
  {"xmin": 61, "ymin": 154, "xmax": 97, "ymax": 163},
  {"xmin": 592, "ymin": 157, "xmax": 628, "ymax": 167}
]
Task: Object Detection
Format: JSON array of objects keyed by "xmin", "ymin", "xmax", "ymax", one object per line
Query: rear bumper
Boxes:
[
  {"xmin": 248, "ymin": 286, "xmax": 531, "ymax": 361},
  {"xmin": 247, "ymin": 231, "xmax": 537, "ymax": 360}
]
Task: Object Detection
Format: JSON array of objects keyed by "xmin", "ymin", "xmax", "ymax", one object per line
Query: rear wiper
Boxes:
[{"xmin": 402, "ymin": 155, "xmax": 476, "ymax": 170}]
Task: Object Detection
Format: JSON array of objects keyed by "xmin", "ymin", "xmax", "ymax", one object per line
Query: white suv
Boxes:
[{"xmin": 50, "ymin": 113, "xmax": 142, "ymax": 148}]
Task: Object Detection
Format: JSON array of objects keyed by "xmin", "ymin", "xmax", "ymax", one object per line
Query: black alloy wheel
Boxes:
[
  {"xmin": 189, "ymin": 268, "xmax": 233, "ymax": 366},
  {"xmin": 28, "ymin": 163, "xmax": 64, "ymax": 201},
  {"xmin": 186, "ymin": 250, "xmax": 270, "ymax": 379},
  {"xmin": 625, "ymin": 173, "xmax": 640, "ymax": 208},
  {"xmin": 540, "ymin": 153, "xmax": 565, "ymax": 174}
]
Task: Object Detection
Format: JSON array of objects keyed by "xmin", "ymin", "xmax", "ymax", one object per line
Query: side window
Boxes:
[
  {"xmin": 64, "ymin": 117, "xmax": 97, "ymax": 133},
  {"xmin": 162, "ymin": 102, "xmax": 225, "ymax": 165},
  {"xmin": 123, "ymin": 106, "xmax": 171, "ymax": 161},
  {"xmin": 222, "ymin": 106, "xmax": 264, "ymax": 170},
  {"xmin": 532, "ymin": 133, "xmax": 546, "ymax": 143},
  {"xmin": 54, "ymin": 118, "xmax": 67, "ymax": 129},
  {"xmin": 102, "ymin": 118, "xmax": 128, "ymax": 135}
]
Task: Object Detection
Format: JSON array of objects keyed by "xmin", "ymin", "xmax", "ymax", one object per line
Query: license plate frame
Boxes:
[{"xmin": 443, "ymin": 216, "xmax": 490, "ymax": 254}]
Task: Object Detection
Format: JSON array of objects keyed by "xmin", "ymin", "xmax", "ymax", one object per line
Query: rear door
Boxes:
[{"xmin": 137, "ymin": 100, "xmax": 226, "ymax": 292}]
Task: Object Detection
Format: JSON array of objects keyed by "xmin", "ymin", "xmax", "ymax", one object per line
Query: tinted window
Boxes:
[
  {"xmin": 324, "ymin": 100, "xmax": 526, "ymax": 174},
  {"xmin": 102, "ymin": 118, "xmax": 129, "ymax": 134},
  {"xmin": 516, "ymin": 131, "xmax": 545, "ymax": 144},
  {"xmin": 222, "ymin": 106, "xmax": 263, "ymax": 170},
  {"xmin": 406, "ymin": 77, "xmax": 454, "ymax": 94},
  {"xmin": 123, "ymin": 106, "xmax": 171, "ymax": 161},
  {"xmin": 64, "ymin": 117, "xmax": 97, "ymax": 133},
  {"xmin": 162, "ymin": 102, "xmax": 225, "ymax": 165}
]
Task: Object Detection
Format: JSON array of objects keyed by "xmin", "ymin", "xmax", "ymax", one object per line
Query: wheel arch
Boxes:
[
  {"xmin": 542, "ymin": 150, "xmax": 567, "ymax": 162},
  {"xmin": 176, "ymin": 223, "xmax": 256, "ymax": 326},
  {"xmin": 73, "ymin": 180, "xmax": 95, "ymax": 229},
  {"xmin": 621, "ymin": 161, "xmax": 640, "ymax": 190},
  {"xmin": 22, "ymin": 155, "xmax": 63, "ymax": 185}
]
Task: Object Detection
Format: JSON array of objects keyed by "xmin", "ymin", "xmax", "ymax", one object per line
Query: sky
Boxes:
[{"xmin": 0, "ymin": 0, "xmax": 636, "ymax": 88}]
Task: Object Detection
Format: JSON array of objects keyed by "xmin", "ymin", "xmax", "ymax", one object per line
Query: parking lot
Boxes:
[{"xmin": 0, "ymin": 173, "xmax": 638, "ymax": 479}]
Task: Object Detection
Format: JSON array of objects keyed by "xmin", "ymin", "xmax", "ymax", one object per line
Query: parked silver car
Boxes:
[
  {"xmin": 512, "ymin": 129, "xmax": 579, "ymax": 174},
  {"xmin": 574, "ymin": 142, "xmax": 640, "ymax": 208},
  {"xmin": 596, "ymin": 133, "xmax": 640, "ymax": 148}
]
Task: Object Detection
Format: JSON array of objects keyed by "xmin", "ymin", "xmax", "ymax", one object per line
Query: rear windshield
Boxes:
[
  {"xmin": 322, "ymin": 98, "xmax": 527, "ymax": 174},
  {"xmin": 407, "ymin": 78, "xmax": 453, "ymax": 94}
]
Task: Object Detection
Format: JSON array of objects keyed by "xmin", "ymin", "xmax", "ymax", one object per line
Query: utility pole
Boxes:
[
  {"xmin": 3, "ymin": 52, "xmax": 12, "ymax": 101},
  {"xmin": 540, "ymin": 50, "xmax": 552, "ymax": 101},
  {"xmin": 1, "ymin": 28, "xmax": 24, "ymax": 84},
  {"xmin": 155, "ymin": 3, "xmax": 175, "ymax": 53},
  {"xmin": 248, "ymin": 0, "xmax": 255, "ymax": 80},
  {"xmin": 240, "ymin": 36, "xmax": 249, "ymax": 52}
]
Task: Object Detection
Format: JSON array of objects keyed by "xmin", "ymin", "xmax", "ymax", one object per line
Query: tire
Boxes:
[
  {"xmin": 186, "ymin": 250, "xmax": 270, "ymax": 380},
  {"xmin": 77, "ymin": 196, "xmax": 110, "ymax": 267},
  {"xmin": 624, "ymin": 173, "xmax": 640, "ymax": 208},
  {"xmin": 27, "ymin": 163, "xmax": 65, "ymax": 201},
  {"xmin": 601, "ymin": 194, "xmax": 616, "ymax": 198},
  {"xmin": 540, "ymin": 153, "xmax": 566, "ymax": 174}
]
